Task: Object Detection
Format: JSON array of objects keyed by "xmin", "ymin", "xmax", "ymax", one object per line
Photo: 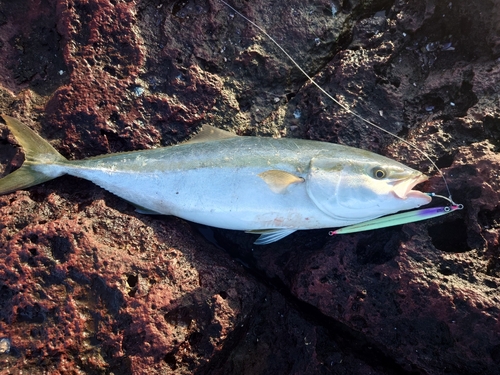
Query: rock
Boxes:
[{"xmin": 0, "ymin": 0, "xmax": 499, "ymax": 374}]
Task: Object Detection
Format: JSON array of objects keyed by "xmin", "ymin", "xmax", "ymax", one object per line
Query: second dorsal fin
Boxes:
[{"xmin": 183, "ymin": 125, "xmax": 237, "ymax": 145}]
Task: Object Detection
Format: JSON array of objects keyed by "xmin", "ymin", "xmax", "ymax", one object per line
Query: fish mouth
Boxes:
[{"xmin": 392, "ymin": 174, "xmax": 432, "ymax": 203}]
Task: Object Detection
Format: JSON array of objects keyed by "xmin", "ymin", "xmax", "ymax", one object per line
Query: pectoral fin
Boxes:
[
  {"xmin": 246, "ymin": 229, "xmax": 296, "ymax": 245},
  {"xmin": 258, "ymin": 170, "xmax": 304, "ymax": 194}
]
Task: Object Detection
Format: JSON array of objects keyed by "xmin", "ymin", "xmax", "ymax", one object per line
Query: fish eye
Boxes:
[{"xmin": 372, "ymin": 168, "xmax": 387, "ymax": 179}]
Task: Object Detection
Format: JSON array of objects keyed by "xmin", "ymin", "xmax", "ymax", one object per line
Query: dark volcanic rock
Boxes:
[{"xmin": 1, "ymin": 0, "xmax": 499, "ymax": 374}]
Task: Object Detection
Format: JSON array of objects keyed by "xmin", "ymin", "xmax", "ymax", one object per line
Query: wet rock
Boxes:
[{"xmin": 0, "ymin": 0, "xmax": 499, "ymax": 374}]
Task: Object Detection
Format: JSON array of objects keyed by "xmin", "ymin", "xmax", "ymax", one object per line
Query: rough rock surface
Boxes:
[{"xmin": 0, "ymin": 0, "xmax": 499, "ymax": 374}]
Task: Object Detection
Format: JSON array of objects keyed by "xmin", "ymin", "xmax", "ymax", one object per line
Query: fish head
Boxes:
[{"xmin": 306, "ymin": 153, "xmax": 432, "ymax": 223}]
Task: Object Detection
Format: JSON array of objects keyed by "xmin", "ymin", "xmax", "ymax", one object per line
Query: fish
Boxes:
[{"xmin": 0, "ymin": 114, "xmax": 431, "ymax": 244}]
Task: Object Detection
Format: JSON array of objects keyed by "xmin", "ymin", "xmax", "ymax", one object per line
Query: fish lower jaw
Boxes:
[{"xmin": 405, "ymin": 190, "xmax": 432, "ymax": 205}]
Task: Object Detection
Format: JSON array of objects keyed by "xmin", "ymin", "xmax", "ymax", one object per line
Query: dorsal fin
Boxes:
[{"xmin": 183, "ymin": 125, "xmax": 237, "ymax": 145}]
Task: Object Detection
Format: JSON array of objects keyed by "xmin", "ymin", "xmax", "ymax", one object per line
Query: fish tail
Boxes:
[{"xmin": 0, "ymin": 115, "xmax": 68, "ymax": 194}]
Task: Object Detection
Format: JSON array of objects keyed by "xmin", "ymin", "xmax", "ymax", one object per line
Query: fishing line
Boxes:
[{"xmin": 218, "ymin": 0, "xmax": 458, "ymax": 205}]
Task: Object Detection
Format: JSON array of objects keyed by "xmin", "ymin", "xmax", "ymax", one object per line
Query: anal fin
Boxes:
[{"xmin": 133, "ymin": 204, "xmax": 162, "ymax": 215}]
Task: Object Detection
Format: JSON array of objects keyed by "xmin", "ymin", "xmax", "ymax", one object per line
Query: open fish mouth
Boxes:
[{"xmin": 393, "ymin": 174, "xmax": 432, "ymax": 203}]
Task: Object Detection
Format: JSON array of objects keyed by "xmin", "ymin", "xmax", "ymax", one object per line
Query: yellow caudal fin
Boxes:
[{"xmin": 0, "ymin": 115, "xmax": 67, "ymax": 194}]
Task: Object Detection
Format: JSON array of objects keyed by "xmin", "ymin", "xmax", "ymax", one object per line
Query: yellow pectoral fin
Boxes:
[{"xmin": 258, "ymin": 170, "xmax": 304, "ymax": 194}]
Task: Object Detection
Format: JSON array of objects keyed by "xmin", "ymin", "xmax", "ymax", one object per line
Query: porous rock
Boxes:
[{"xmin": 0, "ymin": 0, "xmax": 499, "ymax": 374}]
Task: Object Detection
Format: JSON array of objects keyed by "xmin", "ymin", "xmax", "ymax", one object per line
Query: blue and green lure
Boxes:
[{"xmin": 330, "ymin": 197, "xmax": 463, "ymax": 235}]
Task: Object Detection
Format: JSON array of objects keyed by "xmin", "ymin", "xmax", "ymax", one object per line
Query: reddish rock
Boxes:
[{"xmin": 1, "ymin": 0, "xmax": 499, "ymax": 374}]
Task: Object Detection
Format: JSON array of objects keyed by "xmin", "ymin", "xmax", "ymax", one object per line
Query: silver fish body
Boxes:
[{"xmin": 0, "ymin": 116, "xmax": 431, "ymax": 243}]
